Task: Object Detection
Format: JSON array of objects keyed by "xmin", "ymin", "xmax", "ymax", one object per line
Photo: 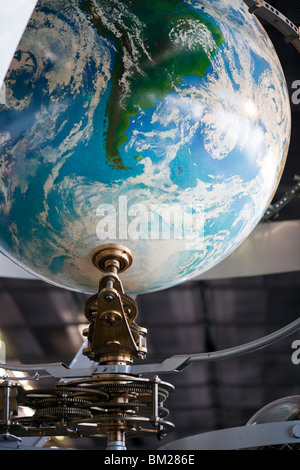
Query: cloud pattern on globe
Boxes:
[{"xmin": 0, "ymin": 0, "xmax": 291, "ymax": 294}]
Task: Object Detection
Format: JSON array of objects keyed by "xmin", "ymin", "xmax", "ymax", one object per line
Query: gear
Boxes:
[
  {"xmin": 33, "ymin": 406, "xmax": 92, "ymax": 423},
  {"xmin": 84, "ymin": 293, "xmax": 138, "ymax": 323},
  {"xmin": 120, "ymin": 293, "xmax": 138, "ymax": 322}
]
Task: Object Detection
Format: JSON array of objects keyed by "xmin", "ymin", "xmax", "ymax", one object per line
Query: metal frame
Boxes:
[
  {"xmin": 243, "ymin": 0, "xmax": 300, "ymax": 53},
  {"xmin": 1, "ymin": 315, "xmax": 300, "ymax": 377},
  {"xmin": 262, "ymin": 176, "xmax": 300, "ymax": 221},
  {"xmin": 159, "ymin": 421, "xmax": 300, "ymax": 450}
]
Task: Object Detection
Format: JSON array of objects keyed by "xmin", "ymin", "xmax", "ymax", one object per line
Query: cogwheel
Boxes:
[
  {"xmin": 84, "ymin": 294, "xmax": 98, "ymax": 322},
  {"xmin": 34, "ymin": 397, "xmax": 93, "ymax": 409},
  {"xmin": 84, "ymin": 293, "xmax": 137, "ymax": 322},
  {"xmin": 24, "ymin": 386, "xmax": 109, "ymax": 405},
  {"xmin": 33, "ymin": 406, "xmax": 92, "ymax": 423},
  {"xmin": 120, "ymin": 293, "xmax": 138, "ymax": 322}
]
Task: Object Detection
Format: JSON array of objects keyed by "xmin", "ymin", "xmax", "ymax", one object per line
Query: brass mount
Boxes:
[
  {"xmin": 82, "ymin": 244, "xmax": 147, "ymax": 365},
  {"xmin": 92, "ymin": 244, "xmax": 133, "ymax": 274}
]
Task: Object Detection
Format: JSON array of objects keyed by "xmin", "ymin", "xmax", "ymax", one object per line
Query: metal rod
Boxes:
[
  {"xmin": 185, "ymin": 316, "xmax": 300, "ymax": 364},
  {"xmin": 132, "ymin": 317, "xmax": 300, "ymax": 374},
  {"xmin": 2, "ymin": 381, "xmax": 12, "ymax": 430},
  {"xmin": 152, "ymin": 377, "xmax": 159, "ymax": 421},
  {"xmin": 106, "ymin": 430, "xmax": 127, "ymax": 450}
]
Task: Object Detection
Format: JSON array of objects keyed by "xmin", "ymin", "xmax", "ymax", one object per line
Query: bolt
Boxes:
[
  {"xmin": 106, "ymin": 315, "xmax": 116, "ymax": 325},
  {"xmin": 104, "ymin": 294, "xmax": 115, "ymax": 302},
  {"xmin": 292, "ymin": 424, "xmax": 300, "ymax": 438}
]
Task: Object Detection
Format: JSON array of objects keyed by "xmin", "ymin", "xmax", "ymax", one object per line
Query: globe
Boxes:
[
  {"xmin": 247, "ymin": 396, "xmax": 300, "ymax": 449},
  {"xmin": 0, "ymin": 0, "xmax": 291, "ymax": 295}
]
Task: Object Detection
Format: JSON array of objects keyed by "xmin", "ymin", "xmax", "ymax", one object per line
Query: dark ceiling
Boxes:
[{"xmin": 0, "ymin": 0, "xmax": 300, "ymax": 451}]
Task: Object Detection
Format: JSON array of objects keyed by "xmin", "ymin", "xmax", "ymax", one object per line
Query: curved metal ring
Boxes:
[{"xmin": 243, "ymin": 0, "xmax": 300, "ymax": 53}]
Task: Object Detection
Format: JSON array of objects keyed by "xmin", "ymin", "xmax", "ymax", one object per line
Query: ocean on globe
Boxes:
[{"xmin": 0, "ymin": 0, "xmax": 291, "ymax": 295}]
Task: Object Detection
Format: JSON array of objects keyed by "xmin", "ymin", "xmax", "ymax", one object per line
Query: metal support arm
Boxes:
[{"xmin": 1, "ymin": 316, "xmax": 300, "ymax": 378}]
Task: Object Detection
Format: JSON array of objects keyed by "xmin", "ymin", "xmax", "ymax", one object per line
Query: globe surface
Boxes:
[{"xmin": 0, "ymin": 0, "xmax": 291, "ymax": 295}]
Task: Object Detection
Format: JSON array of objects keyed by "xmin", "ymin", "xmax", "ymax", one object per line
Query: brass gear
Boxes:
[
  {"xmin": 120, "ymin": 293, "xmax": 138, "ymax": 322},
  {"xmin": 84, "ymin": 293, "xmax": 138, "ymax": 323}
]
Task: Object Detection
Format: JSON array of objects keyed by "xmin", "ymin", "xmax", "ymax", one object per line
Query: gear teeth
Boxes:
[{"xmin": 120, "ymin": 293, "xmax": 138, "ymax": 322}]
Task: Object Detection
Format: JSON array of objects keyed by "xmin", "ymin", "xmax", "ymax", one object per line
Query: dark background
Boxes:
[{"xmin": 0, "ymin": 0, "xmax": 299, "ymax": 450}]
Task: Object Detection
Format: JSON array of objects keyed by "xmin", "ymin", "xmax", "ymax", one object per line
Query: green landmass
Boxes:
[{"xmin": 81, "ymin": 0, "xmax": 224, "ymax": 169}]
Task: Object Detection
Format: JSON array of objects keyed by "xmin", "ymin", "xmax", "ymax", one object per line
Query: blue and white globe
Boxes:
[{"xmin": 0, "ymin": 0, "xmax": 291, "ymax": 295}]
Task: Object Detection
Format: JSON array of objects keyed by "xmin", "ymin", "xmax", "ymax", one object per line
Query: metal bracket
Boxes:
[
  {"xmin": 0, "ymin": 362, "xmax": 97, "ymax": 380},
  {"xmin": 0, "ymin": 433, "xmax": 22, "ymax": 450},
  {"xmin": 0, "ymin": 358, "xmax": 188, "ymax": 379},
  {"xmin": 248, "ymin": 0, "xmax": 264, "ymax": 14},
  {"xmin": 1, "ymin": 315, "xmax": 300, "ymax": 378},
  {"xmin": 243, "ymin": 0, "xmax": 300, "ymax": 53}
]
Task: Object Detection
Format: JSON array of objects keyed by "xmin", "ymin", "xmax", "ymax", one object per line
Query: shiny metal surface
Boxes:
[{"xmin": 247, "ymin": 395, "xmax": 300, "ymax": 424}]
